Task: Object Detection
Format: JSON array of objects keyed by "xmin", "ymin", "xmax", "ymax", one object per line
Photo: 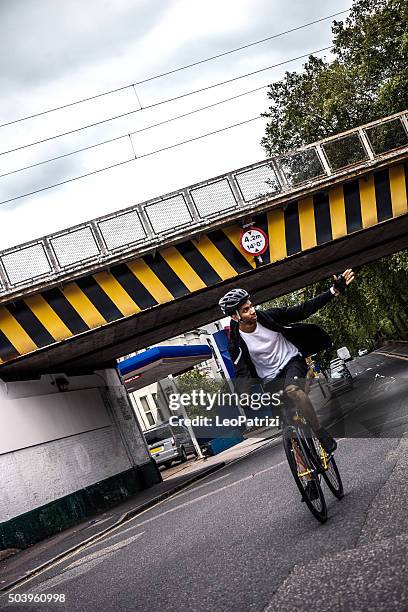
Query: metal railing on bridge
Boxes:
[{"xmin": 0, "ymin": 111, "xmax": 407, "ymax": 300}]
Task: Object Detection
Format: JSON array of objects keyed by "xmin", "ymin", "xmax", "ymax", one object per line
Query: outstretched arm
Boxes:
[
  {"xmin": 265, "ymin": 269, "xmax": 355, "ymax": 324},
  {"xmin": 266, "ymin": 290, "xmax": 334, "ymax": 324}
]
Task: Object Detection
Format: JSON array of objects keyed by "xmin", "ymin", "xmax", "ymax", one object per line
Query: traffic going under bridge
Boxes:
[{"xmin": 0, "ymin": 111, "xmax": 407, "ymax": 379}]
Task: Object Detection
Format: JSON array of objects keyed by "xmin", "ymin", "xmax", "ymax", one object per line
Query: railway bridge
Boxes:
[{"xmin": 0, "ymin": 111, "xmax": 407, "ymax": 380}]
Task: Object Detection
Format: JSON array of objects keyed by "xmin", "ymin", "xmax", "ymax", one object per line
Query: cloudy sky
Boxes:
[{"xmin": 0, "ymin": 0, "xmax": 352, "ymax": 250}]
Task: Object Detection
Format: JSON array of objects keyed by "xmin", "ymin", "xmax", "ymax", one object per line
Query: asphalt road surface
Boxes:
[{"xmin": 2, "ymin": 351, "xmax": 408, "ymax": 612}]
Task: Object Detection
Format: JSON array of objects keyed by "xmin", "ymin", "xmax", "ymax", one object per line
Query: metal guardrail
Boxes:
[{"xmin": 0, "ymin": 111, "xmax": 407, "ymax": 297}]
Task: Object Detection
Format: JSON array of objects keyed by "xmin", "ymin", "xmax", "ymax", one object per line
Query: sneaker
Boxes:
[
  {"xmin": 317, "ymin": 429, "xmax": 337, "ymax": 454},
  {"xmin": 302, "ymin": 480, "xmax": 319, "ymax": 502}
]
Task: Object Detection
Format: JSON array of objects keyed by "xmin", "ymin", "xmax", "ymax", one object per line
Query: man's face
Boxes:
[{"xmin": 235, "ymin": 299, "xmax": 257, "ymax": 323}]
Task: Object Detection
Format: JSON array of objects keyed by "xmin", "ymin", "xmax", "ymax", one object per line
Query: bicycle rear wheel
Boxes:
[
  {"xmin": 283, "ymin": 428, "xmax": 327, "ymax": 523},
  {"xmin": 309, "ymin": 438, "xmax": 344, "ymax": 500},
  {"xmin": 322, "ymin": 455, "xmax": 344, "ymax": 499}
]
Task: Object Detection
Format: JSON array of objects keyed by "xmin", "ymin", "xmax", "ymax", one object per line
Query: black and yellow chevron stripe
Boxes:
[{"xmin": 0, "ymin": 163, "xmax": 407, "ymax": 364}]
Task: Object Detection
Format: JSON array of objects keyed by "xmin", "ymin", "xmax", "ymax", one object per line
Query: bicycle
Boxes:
[{"xmin": 281, "ymin": 396, "xmax": 344, "ymax": 523}]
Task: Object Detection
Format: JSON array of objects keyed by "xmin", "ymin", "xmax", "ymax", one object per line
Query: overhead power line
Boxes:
[
  {"xmin": 0, "ymin": 115, "xmax": 263, "ymax": 207},
  {"xmin": 0, "ymin": 84, "xmax": 270, "ymax": 179},
  {"xmin": 0, "ymin": 10, "xmax": 348, "ymax": 130},
  {"xmin": 0, "ymin": 45, "xmax": 331, "ymax": 158}
]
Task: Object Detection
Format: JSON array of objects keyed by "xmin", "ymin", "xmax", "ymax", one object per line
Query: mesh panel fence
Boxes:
[
  {"xmin": 235, "ymin": 164, "xmax": 280, "ymax": 202},
  {"xmin": 98, "ymin": 210, "xmax": 146, "ymax": 251},
  {"xmin": 277, "ymin": 148, "xmax": 325, "ymax": 186},
  {"xmin": 2, "ymin": 243, "xmax": 52, "ymax": 285},
  {"xmin": 366, "ymin": 118, "xmax": 408, "ymax": 156},
  {"xmin": 190, "ymin": 179, "xmax": 237, "ymax": 217},
  {"xmin": 0, "ymin": 113, "xmax": 405, "ymax": 294},
  {"xmin": 50, "ymin": 227, "xmax": 100, "ymax": 268},
  {"xmin": 145, "ymin": 195, "xmax": 192, "ymax": 234},
  {"xmin": 323, "ymin": 133, "xmax": 369, "ymax": 171}
]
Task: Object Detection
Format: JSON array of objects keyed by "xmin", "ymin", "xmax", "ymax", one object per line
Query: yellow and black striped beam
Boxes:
[{"xmin": 0, "ymin": 163, "xmax": 407, "ymax": 365}]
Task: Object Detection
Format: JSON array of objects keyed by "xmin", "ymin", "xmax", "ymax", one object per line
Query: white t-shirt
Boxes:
[{"xmin": 239, "ymin": 322, "xmax": 299, "ymax": 381}]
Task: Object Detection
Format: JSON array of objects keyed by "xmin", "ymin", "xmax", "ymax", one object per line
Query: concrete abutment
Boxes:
[{"xmin": 0, "ymin": 369, "xmax": 161, "ymax": 550}]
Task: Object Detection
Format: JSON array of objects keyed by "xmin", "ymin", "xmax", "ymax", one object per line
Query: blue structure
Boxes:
[
  {"xmin": 118, "ymin": 344, "xmax": 212, "ymax": 392},
  {"xmin": 212, "ymin": 329, "xmax": 236, "ymax": 379},
  {"xmin": 117, "ymin": 341, "xmax": 244, "ymax": 455}
]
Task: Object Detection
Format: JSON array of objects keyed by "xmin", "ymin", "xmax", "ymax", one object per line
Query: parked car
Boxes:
[
  {"xmin": 328, "ymin": 361, "xmax": 353, "ymax": 396},
  {"xmin": 144, "ymin": 423, "xmax": 197, "ymax": 468},
  {"xmin": 337, "ymin": 346, "xmax": 351, "ymax": 361},
  {"xmin": 358, "ymin": 348, "xmax": 369, "ymax": 356}
]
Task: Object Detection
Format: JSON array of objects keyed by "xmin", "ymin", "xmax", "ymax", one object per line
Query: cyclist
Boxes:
[{"xmin": 219, "ymin": 270, "xmax": 355, "ymax": 455}]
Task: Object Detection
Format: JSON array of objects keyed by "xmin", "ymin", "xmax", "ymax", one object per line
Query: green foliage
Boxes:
[
  {"xmin": 260, "ymin": 0, "xmax": 408, "ymax": 361},
  {"xmin": 260, "ymin": 251, "xmax": 408, "ymax": 364},
  {"xmin": 176, "ymin": 369, "xmax": 224, "ymax": 395},
  {"xmin": 175, "ymin": 369, "xmax": 227, "ymax": 416},
  {"xmin": 261, "ymin": 0, "xmax": 408, "ymax": 155}
]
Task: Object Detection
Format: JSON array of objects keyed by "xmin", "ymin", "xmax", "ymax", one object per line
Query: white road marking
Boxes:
[
  {"xmin": 5, "ymin": 447, "xmax": 285, "ymax": 592},
  {"xmin": 168, "ymin": 472, "xmax": 231, "ymax": 501},
  {"xmin": 27, "ymin": 532, "xmax": 144, "ymax": 592},
  {"xmin": 133, "ymin": 461, "xmax": 287, "ymax": 529},
  {"xmin": 48, "ymin": 473, "xmax": 234, "ymax": 558},
  {"xmin": 73, "ymin": 523, "xmax": 146, "ymax": 546},
  {"xmin": 375, "ymin": 351, "xmax": 408, "ymax": 362},
  {"xmin": 64, "ymin": 532, "xmax": 145, "ymax": 570},
  {"xmin": 93, "ymin": 522, "xmax": 146, "ymax": 541}
]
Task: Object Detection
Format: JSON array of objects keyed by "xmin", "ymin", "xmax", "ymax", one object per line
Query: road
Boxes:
[{"xmin": 2, "ymin": 351, "xmax": 408, "ymax": 612}]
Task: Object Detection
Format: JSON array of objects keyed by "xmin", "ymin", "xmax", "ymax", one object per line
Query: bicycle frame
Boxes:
[{"xmin": 281, "ymin": 401, "xmax": 329, "ymax": 474}]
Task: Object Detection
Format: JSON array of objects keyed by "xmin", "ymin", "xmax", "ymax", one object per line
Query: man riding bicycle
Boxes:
[{"xmin": 219, "ymin": 270, "xmax": 355, "ymax": 454}]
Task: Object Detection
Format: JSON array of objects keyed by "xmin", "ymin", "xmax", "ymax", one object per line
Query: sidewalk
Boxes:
[
  {"xmin": 375, "ymin": 340, "xmax": 408, "ymax": 359},
  {"xmin": 0, "ymin": 429, "xmax": 279, "ymax": 591},
  {"xmin": 161, "ymin": 425, "xmax": 279, "ymax": 481}
]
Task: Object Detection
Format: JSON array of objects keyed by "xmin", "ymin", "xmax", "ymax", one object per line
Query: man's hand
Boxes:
[{"xmin": 332, "ymin": 268, "xmax": 355, "ymax": 296}]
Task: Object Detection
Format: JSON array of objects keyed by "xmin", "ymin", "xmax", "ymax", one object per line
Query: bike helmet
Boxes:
[{"xmin": 218, "ymin": 288, "xmax": 250, "ymax": 316}]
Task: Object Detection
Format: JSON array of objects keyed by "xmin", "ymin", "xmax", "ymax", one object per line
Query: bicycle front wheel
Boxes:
[{"xmin": 283, "ymin": 428, "xmax": 327, "ymax": 523}]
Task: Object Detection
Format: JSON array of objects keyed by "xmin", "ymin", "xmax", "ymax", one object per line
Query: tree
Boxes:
[
  {"xmin": 260, "ymin": 250, "xmax": 408, "ymax": 363},
  {"xmin": 260, "ymin": 0, "xmax": 408, "ymax": 356},
  {"xmin": 261, "ymin": 0, "xmax": 408, "ymax": 155},
  {"xmin": 175, "ymin": 369, "xmax": 227, "ymax": 417}
]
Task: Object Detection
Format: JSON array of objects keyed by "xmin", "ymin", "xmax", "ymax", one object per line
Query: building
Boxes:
[{"xmin": 119, "ymin": 321, "xmax": 227, "ymax": 432}]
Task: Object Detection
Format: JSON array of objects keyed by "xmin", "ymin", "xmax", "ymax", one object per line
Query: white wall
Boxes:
[
  {"xmin": 0, "ymin": 428, "xmax": 130, "ymax": 522},
  {"xmin": 0, "ymin": 371, "xmax": 150, "ymax": 523},
  {"xmin": 0, "ymin": 387, "xmax": 111, "ymax": 454}
]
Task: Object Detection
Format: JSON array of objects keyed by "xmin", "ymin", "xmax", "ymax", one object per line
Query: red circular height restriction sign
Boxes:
[{"xmin": 240, "ymin": 227, "xmax": 268, "ymax": 256}]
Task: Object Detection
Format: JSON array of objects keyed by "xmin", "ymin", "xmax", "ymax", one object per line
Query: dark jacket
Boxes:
[{"xmin": 228, "ymin": 290, "xmax": 335, "ymax": 391}]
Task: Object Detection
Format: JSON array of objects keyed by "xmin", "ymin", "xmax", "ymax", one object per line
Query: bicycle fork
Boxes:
[{"xmin": 291, "ymin": 439, "xmax": 313, "ymax": 479}]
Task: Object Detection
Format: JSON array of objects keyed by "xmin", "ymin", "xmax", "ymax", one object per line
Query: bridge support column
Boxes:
[
  {"xmin": 96, "ymin": 368, "xmax": 161, "ymax": 488},
  {"xmin": 0, "ymin": 370, "xmax": 161, "ymax": 551}
]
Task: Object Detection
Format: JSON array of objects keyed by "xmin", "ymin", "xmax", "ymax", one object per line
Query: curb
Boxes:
[{"xmin": 0, "ymin": 462, "xmax": 225, "ymax": 593}]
